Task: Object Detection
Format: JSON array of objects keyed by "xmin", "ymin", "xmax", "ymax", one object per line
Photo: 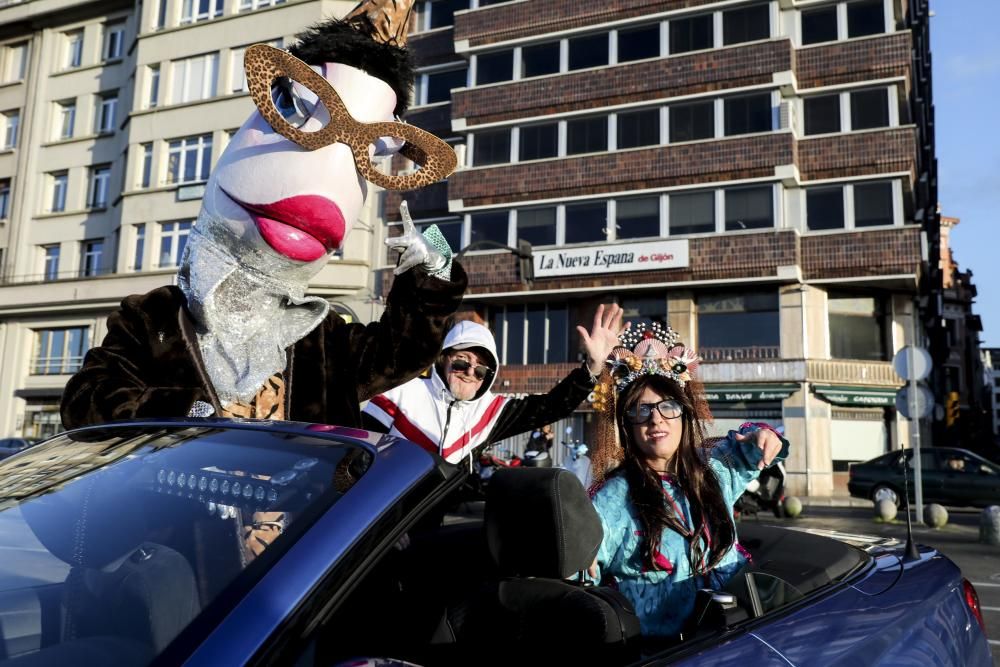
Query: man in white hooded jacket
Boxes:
[{"xmin": 362, "ymin": 305, "xmax": 625, "ymax": 466}]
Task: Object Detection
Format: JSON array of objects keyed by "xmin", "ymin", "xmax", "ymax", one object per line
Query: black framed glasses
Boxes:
[
  {"xmin": 450, "ymin": 358, "xmax": 492, "ymax": 381},
  {"xmin": 625, "ymin": 400, "xmax": 683, "ymax": 424}
]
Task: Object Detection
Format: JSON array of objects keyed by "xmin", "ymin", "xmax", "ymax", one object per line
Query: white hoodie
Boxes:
[{"xmin": 363, "ymin": 321, "xmax": 510, "ymax": 464}]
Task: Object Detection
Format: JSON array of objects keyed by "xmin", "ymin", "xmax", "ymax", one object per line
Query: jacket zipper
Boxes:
[{"xmin": 440, "ymin": 399, "xmax": 457, "ymax": 456}]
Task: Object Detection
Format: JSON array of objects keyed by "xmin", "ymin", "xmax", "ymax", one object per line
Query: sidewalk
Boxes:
[{"xmin": 798, "ymin": 495, "xmax": 872, "ymax": 508}]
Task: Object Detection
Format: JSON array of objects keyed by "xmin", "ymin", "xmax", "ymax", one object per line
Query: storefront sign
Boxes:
[
  {"xmin": 701, "ymin": 384, "xmax": 799, "ymax": 402},
  {"xmin": 814, "ymin": 385, "xmax": 897, "ymax": 407},
  {"xmin": 533, "ymin": 239, "xmax": 689, "ymax": 278}
]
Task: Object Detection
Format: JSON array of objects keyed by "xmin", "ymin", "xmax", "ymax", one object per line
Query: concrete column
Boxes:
[
  {"xmin": 782, "ymin": 384, "xmax": 834, "ymax": 497},
  {"xmin": 666, "ymin": 290, "xmax": 695, "ymax": 347}
]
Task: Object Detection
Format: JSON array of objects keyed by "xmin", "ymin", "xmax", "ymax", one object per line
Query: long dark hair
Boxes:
[{"xmin": 615, "ymin": 375, "xmax": 735, "ymax": 573}]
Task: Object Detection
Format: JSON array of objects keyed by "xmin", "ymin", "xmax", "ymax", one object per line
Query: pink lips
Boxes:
[{"xmin": 228, "ymin": 192, "xmax": 346, "ymax": 262}]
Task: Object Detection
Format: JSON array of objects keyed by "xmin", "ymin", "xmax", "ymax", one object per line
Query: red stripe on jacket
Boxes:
[
  {"xmin": 441, "ymin": 395, "xmax": 507, "ymax": 460},
  {"xmin": 369, "ymin": 395, "xmax": 438, "ymax": 454}
]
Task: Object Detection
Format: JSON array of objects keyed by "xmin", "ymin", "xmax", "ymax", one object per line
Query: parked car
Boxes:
[
  {"xmin": 0, "ymin": 437, "xmax": 38, "ymax": 461},
  {"xmin": 848, "ymin": 446, "xmax": 1000, "ymax": 508},
  {"xmin": 0, "ymin": 420, "xmax": 990, "ymax": 666}
]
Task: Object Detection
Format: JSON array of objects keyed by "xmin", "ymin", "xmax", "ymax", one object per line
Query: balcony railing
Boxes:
[
  {"xmin": 31, "ymin": 357, "xmax": 84, "ymax": 375},
  {"xmin": 700, "ymin": 346, "xmax": 781, "ymax": 362},
  {"xmin": 0, "ymin": 267, "xmax": 115, "ymax": 286}
]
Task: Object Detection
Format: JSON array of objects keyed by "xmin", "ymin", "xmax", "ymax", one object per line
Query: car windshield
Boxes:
[{"xmin": 0, "ymin": 424, "xmax": 372, "ymax": 665}]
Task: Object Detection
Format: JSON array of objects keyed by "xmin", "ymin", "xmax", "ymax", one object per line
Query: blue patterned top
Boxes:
[{"xmin": 590, "ymin": 426, "xmax": 789, "ymax": 637}]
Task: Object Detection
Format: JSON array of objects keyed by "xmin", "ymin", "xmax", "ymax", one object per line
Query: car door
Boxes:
[
  {"xmin": 962, "ymin": 454, "xmax": 1000, "ymax": 506},
  {"xmin": 939, "ymin": 451, "xmax": 985, "ymax": 507}
]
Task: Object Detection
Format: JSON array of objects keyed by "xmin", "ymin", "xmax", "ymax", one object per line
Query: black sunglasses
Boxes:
[
  {"xmin": 450, "ymin": 358, "xmax": 492, "ymax": 380},
  {"xmin": 625, "ymin": 400, "xmax": 684, "ymax": 424}
]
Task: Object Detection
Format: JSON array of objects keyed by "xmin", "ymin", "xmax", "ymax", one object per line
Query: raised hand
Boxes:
[
  {"xmin": 384, "ymin": 200, "xmax": 446, "ymax": 275},
  {"xmin": 576, "ymin": 304, "xmax": 628, "ymax": 377},
  {"xmin": 733, "ymin": 428, "xmax": 785, "ymax": 470}
]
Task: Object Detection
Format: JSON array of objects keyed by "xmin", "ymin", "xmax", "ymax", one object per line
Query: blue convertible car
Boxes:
[{"xmin": 0, "ymin": 420, "xmax": 991, "ymax": 666}]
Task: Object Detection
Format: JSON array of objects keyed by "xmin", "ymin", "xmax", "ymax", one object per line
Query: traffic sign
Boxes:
[
  {"xmin": 893, "ymin": 346, "xmax": 932, "ymax": 382},
  {"xmin": 895, "ymin": 385, "xmax": 934, "ymax": 419}
]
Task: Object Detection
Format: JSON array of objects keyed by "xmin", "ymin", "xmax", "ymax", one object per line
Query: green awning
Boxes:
[
  {"xmin": 813, "ymin": 385, "xmax": 899, "ymax": 407},
  {"xmin": 701, "ymin": 384, "xmax": 800, "ymax": 403}
]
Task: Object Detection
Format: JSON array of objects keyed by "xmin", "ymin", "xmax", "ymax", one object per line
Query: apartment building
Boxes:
[
  {"xmin": 0, "ymin": 0, "xmax": 377, "ymax": 439},
  {"xmin": 985, "ymin": 348, "xmax": 1000, "ymax": 439},
  {"xmin": 385, "ymin": 0, "xmax": 938, "ymax": 496}
]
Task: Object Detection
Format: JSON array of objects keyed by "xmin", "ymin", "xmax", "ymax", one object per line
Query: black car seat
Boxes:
[{"xmin": 442, "ymin": 467, "xmax": 641, "ymax": 666}]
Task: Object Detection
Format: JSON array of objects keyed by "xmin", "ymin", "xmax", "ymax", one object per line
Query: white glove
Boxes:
[{"xmin": 385, "ymin": 201, "xmax": 448, "ymax": 276}]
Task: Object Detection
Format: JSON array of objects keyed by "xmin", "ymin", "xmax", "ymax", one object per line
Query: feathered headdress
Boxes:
[{"xmin": 588, "ymin": 322, "xmax": 710, "ymax": 486}]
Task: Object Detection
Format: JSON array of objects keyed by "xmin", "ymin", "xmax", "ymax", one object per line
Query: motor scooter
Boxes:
[
  {"xmin": 558, "ymin": 426, "xmax": 593, "ymax": 489},
  {"xmin": 735, "ymin": 460, "xmax": 786, "ymax": 518}
]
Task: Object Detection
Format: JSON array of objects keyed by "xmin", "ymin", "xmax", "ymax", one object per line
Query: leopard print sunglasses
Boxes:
[{"xmin": 244, "ymin": 44, "xmax": 457, "ymax": 191}]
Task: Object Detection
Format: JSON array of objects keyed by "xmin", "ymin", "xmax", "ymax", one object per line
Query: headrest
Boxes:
[{"xmin": 485, "ymin": 468, "xmax": 602, "ymax": 579}]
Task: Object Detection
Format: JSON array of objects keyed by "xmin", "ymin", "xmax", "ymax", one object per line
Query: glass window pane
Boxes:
[
  {"xmin": 521, "ymin": 42, "xmax": 560, "ymax": 78},
  {"xmin": 804, "ymin": 95, "xmax": 841, "ymax": 135},
  {"xmin": 473, "ymin": 128, "xmax": 510, "ymax": 165},
  {"xmin": 616, "ymin": 197, "xmax": 660, "ymax": 239},
  {"xmin": 527, "ymin": 304, "xmax": 546, "ymax": 364},
  {"xmin": 854, "ymin": 182, "xmax": 894, "ymax": 227},
  {"xmin": 617, "ymin": 109, "xmax": 660, "ymax": 149},
  {"xmin": 516, "ymin": 207, "xmax": 556, "ymax": 246},
  {"xmin": 724, "ymin": 93, "xmax": 772, "ymax": 136},
  {"xmin": 670, "ymin": 14, "xmax": 713, "ymax": 54},
  {"xmin": 670, "ymin": 191, "xmax": 715, "ymax": 235},
  {"xmin": 847, "ymin": 0, "xmax": 885, "ymax": 38},
  {"xmin": 618, "ymin": 25, "xmax": 660, "ymax": 62},
  {"xmin": 568, "ymin": 33, "xmax": 608, "ymax": 70},
  {"xmin": 801, "ymin": 6, "xmax": 838, "ymax": 45},
  {"xmin": 428, "ymin": 0, "xmax": 470, "ymax": 29},
  {"xmin": 565, "ymin": 202, "xmax": 607, "ymax": 244},
  {"xmin": 476, "ymin": 50, "xmax": 513, "ymax": 85},
  {"xmin": 566, "ymin": 116, "xmax": 607, "ymax": 155},
  {"xmin": 621, "ymin": 297, "xmax": 666, "ymax": 329},
  {"xmin": 469, "ymin": 211, "xmax": 509, "ymax": 246},
  {"xmin": 519, "ymin": 123, "xmax": 558, "ymax": 160},
  {"xmin": 669, "ymin": 100, "xmax": 714, "ymax": 142},
  {"xmin": 505, "ymin": 307, "xmax": 524, "ymax": 364},
  {"xmin": 697, "ymin": 291, "xmax": 780, "ymax": 348},
  {"xmin": 547, "ymin": 306, "xmax": 568, "ymax": 363},
  {"xmin": 806, "ymin": 187, "xmax": 845, "ymax": 230},
  {"xmin": 829, "ymin": 294, "xmax": 885, "ymax": 360},
  {"xmin": 425, "ymin": 68, "xmax": 466, "ymax": 103},
  {"xmin": 850, "ymin": 88, "xmax": 889, "ymax": 130},
  {"xmin": 725, "ymin": 187, "xmax": 773, "ymax": 230},
  {"xmin": 723, "ymin": 4, "xmax": 770, "ymax": 45}
]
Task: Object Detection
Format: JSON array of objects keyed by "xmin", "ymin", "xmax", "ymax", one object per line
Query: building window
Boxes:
[
  {"xmin": 472, "ymin": 128, "xmax": 510, "ymax": 166},
  {"xmin": 95, "ymin": 93, "xmax": 118, "ymax": 133},
  {"xmin": 134, "ymin": 223, "xmax": 145, "ymax": 270},
  {"xmin": 515, "ymin": 207, "xmax": 556, "ymax": 246},
  {"xmin": 723, "ymin": 4, "xmax": 770, "ymax": 45},
  {"xmin": 172, "ymin": 53, "xmax": 219, "ymax": 104},
  {"xmin": 475, "ymin": 50, "xmax": 513, "ymax": 85},
  {"xmin": 828, "ymin": 293, "xmax": 886, "ymax": 361},
  {"xmin": 80, "ymin": 239, "xmax": 104, "ymax": 277},
  {"xmin": 147, "ymin": 65, "xmax": 160, "ymax": 108},
  {"xmin": 167, "ymin": 134, "xmax": 213, "ymax": 184},
  {"xmin": 725, "ymin": 186, "xmax": 773, "ymax": 230},
  {"xmin": 154, "ymin": 0, "xmax": 169, "ymax": 29},
  {"xmin": 493, "ymin": 303, "xmax": 569, "ymax": 365},
  {"xmin": 724, "ymin": 93, "xmax": 772, "ymax": 136},
  {"xmin": 0, "ymin": 178, "xmax": 9, "ymax": 219},
  {"xmin": 846, "ymin": 0, "xmax": 885, "ymax": 38},
  {"xmin": 231, "ymin": 40, "xmax": 281, "ymax": 94},
  {"xmin": 669, "ymin": 100, "xmax": 714, "ymax": 142},
  {"xmin": 854, "ymin": 181, "xmax": 894, "ymax": 227},
  {"xmin": 698, "ymin": 291, "xmax": 780, "ymax": 351},
  {"xmin": 2, "ymin": 110, "xmax": 19, "ymax": 149},
  {"xmin": 103, "ymin": 22, "xmax": 125, "ymax": 61},
  {"xmin": 806, "ymin": 181, "xmax": 896, "ymax": 230},
  {"xmin": 803, "ymin": 94, "xmax": 840, "ymax": 135},
  {"xmin": 239, "ymin": 0, "xmax": 287, "ymax": 11},
  {"xmin": 849, "ymin": 88, "xmax": 889, "ymax": 130},
  {"xmin": 421, "ymin": 67, "xmax": 467, "ymax": 104},
  {"xmin": 616, "ymin": 197, "xmax": 660, "ymax": 240},
  {"xmin": 32, "ymin": 327, "xmax": 90, "ymax": 375},
  {"xmin": 670, "ymin": 191, "xmax": 715, "ymax": 235},
  {"xmin": 670, "ymin": 14, "xmax": 713, "ymax": 54},
  {"xmin": 140, "ymin": 143, "xmax": 153, "ymax": 188},
  {"xmin": 801, "ymin": 5, "xmax": 838, "ymax": 45},
  {"xmin": 181, "ymin": 0, "xmax": 224, "ymax": 24},
  {"xmin": 564, "ymin": 201, "xmax": 607, "ymax": 244},
  {"xmin": 618, "ymin": 24, "xmax": 660, "ymax": 63},
  {"xmin": 420, "ymin": 0, "xmax": 471, "ymax": 30},
  {"xmin": 49, "ymin": 171, "xmax": 68, "ymax": 212},
  {"xmin": 566, "ymin": 116, "xmax": 608, "ymax": 155},
  {"xmin": 568, "ymin": 33, "xmax": 608, "ymax": 70},
  {"xmin": 43, "ymin": 244, "xmax": 60, "ymax": 280},
  {"xmin": 620, "ymin": 297, "xmax": 667, "ymax": 329},
  {"xmin": 56, "ymin": 100, "xmax": 76, "ymax": 140},
  {"xmin": 159, "ymin": 221, "xmax": 192, "ymax": 267},
  {"xmin": 617, "ymin": 108, "xmax": 660, "ymax": 149},
  {"xmin": 63, "ymin": 30, "xmax": 84, "ymax": 69},
  {"xmin": 88, "ymin": 165, "xmax": 111, "ymax": 208},
  {"xmin": 519, "ymin": 123, "xmax": 558, "ymax": 161},
  {"xmin": 521, "ymin": 42, "xmax": 560, "ymax": 78},
  {"xmin": 806, "ymin": 187, "xmax": 845, "ymax": 230},
  {"xmin": 469, "ymin": 211, "xmax": 509, "ymax": 247},
  {"xmin": 4, "ymin": 42, "xmax": 28, "ymax": 82}
]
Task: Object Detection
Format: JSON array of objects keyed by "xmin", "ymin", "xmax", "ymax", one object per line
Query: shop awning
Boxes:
[
  {"xmin": 701, "ymin": 384, "xmax": 800, "ymax": 402},
  {"xmin": 813, "ymin": 385, "xmax": 899, "ymax": 407}
]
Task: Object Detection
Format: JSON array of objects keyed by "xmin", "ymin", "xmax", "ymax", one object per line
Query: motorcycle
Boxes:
[
  {"xmin": 735, "ymin": 459, "xmax": 787, "ymax": 519},
  {"xmin": 559, "ymin": 426, "xmax": 593, "ymax": 490}
]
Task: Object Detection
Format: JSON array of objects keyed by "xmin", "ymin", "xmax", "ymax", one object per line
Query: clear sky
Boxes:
[{"xmin": 930, "ymin": 0, "xmax": 1000, "ymax": 346}]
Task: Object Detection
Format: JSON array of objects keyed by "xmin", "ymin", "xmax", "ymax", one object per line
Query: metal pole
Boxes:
[
  {"xmin": 800, "ymin": 286, "xmax": 811, "ymax": 496},
  {"xmin": 909, "ymin": 301, "xmax": 924, "ymax": 524}
]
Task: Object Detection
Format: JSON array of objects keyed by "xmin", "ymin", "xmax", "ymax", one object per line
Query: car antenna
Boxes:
[{"xmin": 901, "ymin": 450, "xmax": 920, "ymax": 562}]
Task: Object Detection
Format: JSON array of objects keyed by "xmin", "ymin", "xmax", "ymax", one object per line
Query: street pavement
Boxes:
[{"xmin": 746, "ymin": 503, "xmax": 1000, "ymax": 666}]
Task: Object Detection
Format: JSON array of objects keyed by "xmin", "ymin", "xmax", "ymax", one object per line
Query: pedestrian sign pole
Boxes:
[{"xmin": 892, "ymin": 333, "xmax": 932, "ymax": 525}]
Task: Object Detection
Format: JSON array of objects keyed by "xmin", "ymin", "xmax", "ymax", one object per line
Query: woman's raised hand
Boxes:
[
  {"xmin": 734, "ymin": 428, "xmax": 784, "ymax": 470},
  {"xmin": 577, "ymin": 304, "xmax": 628, "ymax": 377}
]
